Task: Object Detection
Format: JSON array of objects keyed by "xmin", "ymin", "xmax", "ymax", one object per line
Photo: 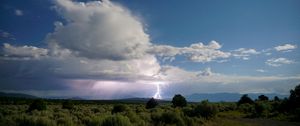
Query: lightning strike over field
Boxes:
[{"xmin": 153, "ymin": 83, "xmax": 162, "ymax": 99}]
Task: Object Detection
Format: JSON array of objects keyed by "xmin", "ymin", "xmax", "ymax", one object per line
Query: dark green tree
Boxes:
[
  {"xmin": 288, "ymin": 84, "xmax": 300, "ymax": 109},
  {"xmin": 112, "ymin": 104, "xmax": 127, "ymax": 114},
  {"xmin": 27, "ymin": 99, "xmax": 47, "ymax": 112},
  {"xmin": 62, "ymin": 100, "xmax": 74, "ymax": 110},
  {"xmin": 258, "ymin": 95, "xmax": 269, "ymax": 101},
  {"xmin": 274, "ymin": 96, "xmax": 280, "ymax": 101},
  {"xmin": 146, "ymin": 98, "xmax": 158, "ymax": 109},
  {"xmin": 238, "ymin": 94, "xmax": 254, "ymax": 105},
  {"xmin": 172, "ymin": 94, "xmax": 187, "ymax": 107}
]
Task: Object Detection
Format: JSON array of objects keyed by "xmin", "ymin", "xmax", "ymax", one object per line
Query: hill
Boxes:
[
  {"xmin": 186, "ymin": 93, "xmax": 288, "ymax": 102},
  {"xmin": 0, "ymin": 92, "xmax": 38, "ymax": 99}
]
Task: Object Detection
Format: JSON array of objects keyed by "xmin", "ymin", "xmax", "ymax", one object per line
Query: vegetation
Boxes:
[
  {"xmin": 193, "ymin": 100, "xmax": 218, "ymax": 118},
  {"xmin": 237, "ymin": 94, "xmax": 254, "ymax": 105},
  {"xmin": 62, "ymin": 100, "xmax": 74, "ymax": 110},
  {"xmin": 0, "ymin": 84, "xmax": 300, "ymax": 126},
  {"xmin": 145, "ymin": 98, "xmax": 158, "ymax": 109},
  {"xmin": 172, "ymin": 94, "xmax": 187, "ymax": 108},
  {"xmin": 27, "ymin": 99, "xmax": 47, "ymax": 112}
]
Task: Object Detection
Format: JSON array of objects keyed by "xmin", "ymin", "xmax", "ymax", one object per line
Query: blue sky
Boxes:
[{"xmin": 0, "ymin": 0, "xmax": 299, "ymax": 99}]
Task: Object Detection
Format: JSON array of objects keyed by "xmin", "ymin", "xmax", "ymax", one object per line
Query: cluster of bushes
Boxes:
[
  {"xmin": 0, "ymin": 94, "xmax": 220, "ymax": 126},
  {"xmin": 1, "ymin": 84, "xmax": 299, "ymax": 125},
  {"xmin": 236, "ymin": 84, "xmax": 300, "ymax": 121}
]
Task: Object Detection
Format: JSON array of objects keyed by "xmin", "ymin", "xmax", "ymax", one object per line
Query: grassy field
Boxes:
[
  {"xmin": 0, "ymin": 100, "xmax": 299, "ymax": 126},
  {"xmin": 0, "ymin": 84, "xmax": 299, "ymax": 126}
]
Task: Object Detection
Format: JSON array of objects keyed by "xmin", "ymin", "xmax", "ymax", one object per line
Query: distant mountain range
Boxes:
[
  {"xmin": 185, "ymin": 93, "xmax": 288, "ymax": 102},
  {"xmin": 0, "ymin": 92, "xmax": 38, "ymax": 99},
  {"xmin": 0, "ymin": 92, "xmax": 289, "ymax": 102}
]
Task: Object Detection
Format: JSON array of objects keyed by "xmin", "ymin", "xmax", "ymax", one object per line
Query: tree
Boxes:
[
  {"xmin": 172, "ymin": 94, "xmax": 187, "ymax": 107},
  {"xmin": 112, "ymin": 104, "xmax": 127, "ymax": 114},
  {"xmin": 258, "ymin": 95, "xmax": 269, "ymax": 101},
  {"xmin": 238, "ymin": 94, "xmax": 254, "ymax": 106},
  {"xmin": 274, "ymin": 96, "xmax": 280, "ymax": 101},
  {"xmin": 288, "ymin": 84, "xmax": 300, "ymax": 109},
  {"xmin": 27, "ymin": 99, "xmax": 47, "ymax": 112},
  {"xmin": 146, "ymin": 98, "xmax": 158, "ymax": 109},
  {"xmin": 62, "ymin": 100, "xmax": 74, "ymax": 110}
]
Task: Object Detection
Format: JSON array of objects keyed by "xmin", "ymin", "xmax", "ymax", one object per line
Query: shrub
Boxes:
[
  {"xmin": 193, "ymin": 100, "xmax": 218, "ymax": 118},
  {"xmin": 238, "ymin": 103, "xmax": 255, "ymax": 114},
  {"xmin": 238, "ymin": 94, "xmax": 254, "ymax": 106},
  {"xmin": 17, "ymin": 116, "xmax": 55, "ymax": 126},
  {"xmin": 112, "ymin": 104, "xmax": 127, "ymax": 114},
  {"xmin": 146, "ymin": 98, "xmax": 158, "ymax": 109},
  {"xmin": 27, "ymin": 100, "xmax": 47, "ymax": 112},
  {"xmin": 57, "ymin": 116, "xmax": 74, "ymax": 126},
  {"xmin": 258, "ymin": 95, "xmax": 269, "ymax": 101},
  {"xmin": 62, "ymin": 100, "xmax": 74, "ymax": 110},
  {"xmin": 182, "ymin": 107, "xmax": 194, "ymax": 117},
  {"xmin": 101, "ymin": 115, "xmax": 132, "ymax": 126},
  {"xmin": 153, "ymin": 111, "xmax": 185, "ymax": 126},
  {"xmin": 126, "ymin": 111, "xmax": 146, "ymax": 125},
  {"xmin": 254, "ymin": 101, "xmax": 272, "ymax": 117},
  {"xmin": 172, "ymin": 94, "xmax": 187, "ymax": 108}
]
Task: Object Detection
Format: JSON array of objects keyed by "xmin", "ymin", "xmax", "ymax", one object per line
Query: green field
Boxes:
[{"xmin": 0, "ymin": 85, "xmax": 299, "ymax": 126}]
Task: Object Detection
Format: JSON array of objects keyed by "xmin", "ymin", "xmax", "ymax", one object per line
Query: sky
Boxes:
[{"xmin": 0, "ymin": 0, "xmax": 300, "ymax": 99}]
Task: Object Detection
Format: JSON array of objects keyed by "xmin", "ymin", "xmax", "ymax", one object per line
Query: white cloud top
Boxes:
[
  {"xmin": 48, "ymin": 0, "xmax": 150, "ymax": 60},
  {"xmin": 265, "ymin": 58, "xmax": 295, "ymax": 67},
  {"xmin": 232, "ymin": 48, "xmax": 260, "ymax": 60},
  {"xmin": 274, "ymin": 44, "xmax": 297, "ymax": 52},
  {"xmin": 3, "ymin": 43, "xmax": 48, "ymax": 59},
  {"xmin": 149, "ymin": 40, "xmax": 230, "ymax": 63}
]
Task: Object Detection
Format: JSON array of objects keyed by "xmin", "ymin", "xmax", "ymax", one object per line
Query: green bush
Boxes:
[
  {"xmin": 112, "ymin": 104, "xmax": 127, "ymax": 114},
  {"xmin": 146, "ymin": 98, "xmax": 158, "ymax": 109},
  {"xmin": 152, "ymin": 111, "xmax": 185, "ymax": 126},
  {"xmin": 17, "ymin": 116, "xmax": 55, "ymax": 126},
  {"xmin": 172, "ymin": 94, "xmax": 187, "ymax": 108},
  {"xmin": 258, "ymin": 95, "xmax": 269, "ymax": 101},
  {"xmin": 254, "ymin": 101, "xmax": 271, "ymax": 117},
  {"xmin": 238, "ymin": 94, "xmax": 254, "ymax": 106},
  {"xmin": 62, "ymin": 101, "xmax": 74, "ymax": 110},
  {"xmin": 27, "ymin": 100, "xmax": 47, "ymax": 112},
  {"xmin": 238, "ymin": 103, "xmax": 255, "ymax": 114},
  {"xmin": 101, "ymin": 115, "xmax": 132, "ymax": 126},
  {"xmin": 56, "ymin": 116, "xmax": 74, "ymax": 126},
  {"xmin": 193, "ymin": 100, "xmax": 218, "ymax": 118}
]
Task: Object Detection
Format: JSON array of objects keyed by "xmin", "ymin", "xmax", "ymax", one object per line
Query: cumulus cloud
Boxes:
[
  {"xmin": 0, "ymin": 0, "xmax": 161, "ymax": 85},
  {"xmin": 274, "ymin": 44, "xmax": 297, "ymax": 52},
  {"xmin": 149, "ymin": 40, "xmax": 231, "ymax": 63},
  {"xmin": 157, "ymin": 66, "xmax": 300, "ymax": 95},
  {"xmin": 232, "ymin": 48, "xmax": 260, "ymax": 60},
  {"xmin": 0, "ymin": 0, "xmax": 299, "ymax": 98},
  {"xmin": 2, "ymin": 43, "xmax": 48, "ymax": 59},
  {"xmin": 265, "ymin": 58, "xmax": 295, "ymax": 67},
  {"xmin": 47, "ymin": 0, "xmax": 150, "ymax": 60}
]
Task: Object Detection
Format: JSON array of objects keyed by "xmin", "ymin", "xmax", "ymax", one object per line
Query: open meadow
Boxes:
[{"xmin": 1, "ymin": 84, "xmax": 300, "ymax": 126}]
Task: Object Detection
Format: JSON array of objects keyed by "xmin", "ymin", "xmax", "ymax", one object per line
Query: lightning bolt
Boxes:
[{"xmin": 153, "ymin": 83, "xmax": 162, "ymax": 99}]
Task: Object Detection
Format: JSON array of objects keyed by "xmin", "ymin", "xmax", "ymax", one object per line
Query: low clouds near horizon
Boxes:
[{"xmin": 0, "ymin": 0, "xmax": 299, "ymax": 98}]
